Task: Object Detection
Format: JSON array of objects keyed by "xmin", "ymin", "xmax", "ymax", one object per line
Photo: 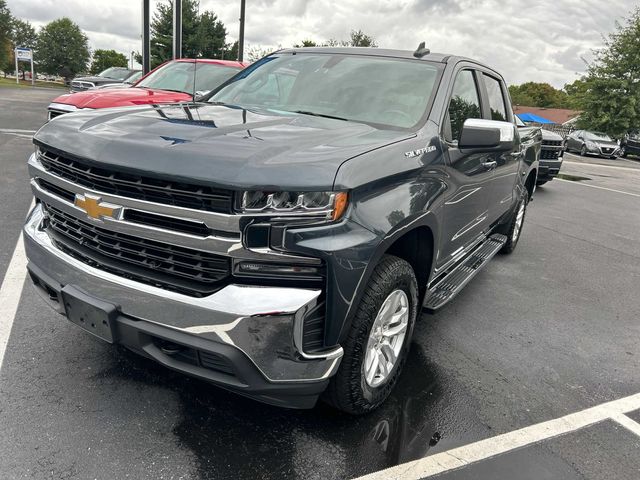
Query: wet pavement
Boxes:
[{"xmin": 1, "ymin": 88, "xmax": 639, "ymax": 479}]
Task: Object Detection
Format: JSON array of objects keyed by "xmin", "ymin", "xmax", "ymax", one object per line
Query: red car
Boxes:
[{"xmin": 47, "ymin": 59, "xmax": 247, "ymax": 120}]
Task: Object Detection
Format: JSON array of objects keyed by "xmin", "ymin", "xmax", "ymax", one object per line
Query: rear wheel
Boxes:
[
  {"xmin": 323, "ymin": 255, "xmax": 418, "ymax": 415},
  {"xmin": 500, "ymin": 189, "xmax": 529, "ymax": 254}
]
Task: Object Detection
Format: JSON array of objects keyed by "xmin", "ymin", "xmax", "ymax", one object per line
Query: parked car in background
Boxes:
[
  {"xmin": 47, "ymin": 59, "xmax": 247, "ymax": 120},
  {"xmin": 70, "ymin": 67, "xmax": 141, "ymax": 92},
  {"xmin": 564, "ymin": 130, "xmax": 620, "ymax": 159},
  {"xmin": 92, "ymin": 71, "xmax": 143, "ymax": 90},
  {"xmin": 620, "ymin": 131, "xmax": 640, "ymax": 158},
  {"xmin": 516, "ymin": 116, "xmax": 564, "ymax": 186}
]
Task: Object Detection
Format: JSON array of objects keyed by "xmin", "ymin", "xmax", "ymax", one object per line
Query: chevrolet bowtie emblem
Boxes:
[{"xmin": 74, "ymin": 194, "xmax": 121, "ymax": 221}]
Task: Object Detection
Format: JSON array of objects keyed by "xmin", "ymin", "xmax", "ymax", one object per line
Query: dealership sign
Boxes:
[
  {"xmin": 15, "ymin": 47, "xmax": 32, "ymax": 61},
  {"xmin": 14, "ymin": 47, "xmax": 35, "ymax": 85}
]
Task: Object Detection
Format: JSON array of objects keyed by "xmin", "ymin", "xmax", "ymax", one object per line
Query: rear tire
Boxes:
[
  {"xmin": 323, "ymin": 255, "xmax": 418, "ymax": 415},
  {"xmin": 500, "ymin": 189, "xmax": 529, "ymax": 254}
]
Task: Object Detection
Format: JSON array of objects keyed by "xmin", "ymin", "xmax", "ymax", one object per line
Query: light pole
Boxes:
[{"xmin": 238, "ymin": 0, "xmax": 245, "ymax": 62}]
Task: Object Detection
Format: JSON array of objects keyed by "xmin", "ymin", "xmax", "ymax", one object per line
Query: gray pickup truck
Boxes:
[{"xmin": 24, "ymin": 46, "xmax": 539, "ymax": 414}]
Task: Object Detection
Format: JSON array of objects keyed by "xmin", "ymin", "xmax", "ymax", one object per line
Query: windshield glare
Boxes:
[
  {"xmin": 208, "ymin": 53, "xmax": 441, "ymax": 129},
  {"xmin": 585, "ymin": 132, "xmax": 613, "ymax": 141},
  {"xmin": 136, "ymin": 62, "xmax": 241, "ymax": 94},
  {"xmin": 98, "ymin": 67, "xmax": 132, "ymax": 81}
]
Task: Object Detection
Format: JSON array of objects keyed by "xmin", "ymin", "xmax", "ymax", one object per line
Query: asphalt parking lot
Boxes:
[{"xmin": 0, "ymin": 86, "xmax": 639, "ymax": 480}]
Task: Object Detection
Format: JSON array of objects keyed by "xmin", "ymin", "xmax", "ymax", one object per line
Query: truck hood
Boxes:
[
  {"xmin": 51, "ymin": 88, "xmax": 192, "ymax": 109},
  {"xmin": 35, "ymin": 103, "xmax": 413, "ymax": 190}
]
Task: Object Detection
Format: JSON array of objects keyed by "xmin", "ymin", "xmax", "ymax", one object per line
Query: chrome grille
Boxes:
[
  {"xmin": 38, "ymin": 148, "xmax": 233, "ymax": 213},
  {"xmin": 43, "ymin": 203, "xmax": 231, "ymax": 297}
]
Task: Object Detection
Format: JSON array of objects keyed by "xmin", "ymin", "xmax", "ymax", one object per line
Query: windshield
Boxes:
[
  {"xmin": 136, "ymin": 61, "xmax": 242, "ymax": 95},
  {"xmin": 629, "ymin": 131, "xmax": 640, "ymax": 140},
  {"xmin": 127, "ymin": 71, "xmax": 143, "ymax": 84},
  {"xmin": 207, "ymin": 53, "xmax": 442, "ymax": 129},
  {"xmin": 585, "ymin": 131, "xmax": 613, "ymax": 142},
  {"xmin": 98, "ymin": 67, "xmax": 133, "ymax": 81}
]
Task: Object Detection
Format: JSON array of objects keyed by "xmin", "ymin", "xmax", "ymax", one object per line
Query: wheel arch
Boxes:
[{"xmin": 333, "ymin": 215, "xmax": 438, "ymax": 345}]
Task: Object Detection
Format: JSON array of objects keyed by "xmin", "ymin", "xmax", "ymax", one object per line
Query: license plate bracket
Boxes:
[{"xmin": 61, "ymin": 285, "xmax": 118, "ymax": 343}]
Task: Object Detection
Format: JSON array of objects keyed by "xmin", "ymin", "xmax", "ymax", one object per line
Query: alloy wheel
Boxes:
[{"xmin": 363, "ymin": 289, "xmax": 409, "ymax": 388}]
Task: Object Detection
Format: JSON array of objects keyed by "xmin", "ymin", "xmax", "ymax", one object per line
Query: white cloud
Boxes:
[{"xmin": 6, "ymin": 0, "xmax": 638, "ymax": 87}]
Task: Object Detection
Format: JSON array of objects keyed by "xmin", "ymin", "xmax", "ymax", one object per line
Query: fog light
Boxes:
[{"xmin": 234, "ymin": 261, "xmax": 321, "ymax": 278}]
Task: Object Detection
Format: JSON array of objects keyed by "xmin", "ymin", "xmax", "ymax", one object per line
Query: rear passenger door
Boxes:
[
  {"xmin": 479, "ymin": 73, "xmax": 520, "ymax": 223},
  {"xmin": 439, "ymin": 68, "xmax": 494, "ymax": 266}
]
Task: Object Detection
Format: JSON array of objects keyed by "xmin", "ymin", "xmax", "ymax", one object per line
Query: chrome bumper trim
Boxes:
[{"xmin": 24, "ymin": 204, "xmax": 343, "ymax": 382}]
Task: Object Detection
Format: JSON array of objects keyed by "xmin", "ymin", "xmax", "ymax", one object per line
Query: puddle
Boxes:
[
  {"xmin": 96, "ymin": 343, "xmax": 490, "ymax": 480},
  {"xmin": 556, "ymin": 173, "xmax": 591, "ymax": 182}
]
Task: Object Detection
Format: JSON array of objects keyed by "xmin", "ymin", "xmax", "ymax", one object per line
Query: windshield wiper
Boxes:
[{"xmin": 292, "ymin": 110, "xmax": 350, "ymax": 122}]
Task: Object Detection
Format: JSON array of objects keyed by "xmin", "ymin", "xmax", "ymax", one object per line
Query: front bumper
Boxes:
[
  {"xmin": 23, "ymin": 204, "xmax": 342, "ymax": 408},
  {"xmin": 537, "ymin": 157, "xmax": 563, "ymax": 181}
]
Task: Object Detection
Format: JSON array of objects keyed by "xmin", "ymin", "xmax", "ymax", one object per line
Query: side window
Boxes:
[
  {"xmin": 483, "ymin": 74, "xmax": 508, "ymax": 121},
  {"xmin": 447, "ymin": 70, "xmax": 482, "ymax": 142}
]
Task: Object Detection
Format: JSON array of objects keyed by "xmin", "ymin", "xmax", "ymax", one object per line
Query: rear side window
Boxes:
[
  {"xmin": 483, "ymin": 74, "xmax": 508, "ymax": 121},
  {"xmin": 447, "ymin": 70, "xmax": 482, "ymax": 142}
]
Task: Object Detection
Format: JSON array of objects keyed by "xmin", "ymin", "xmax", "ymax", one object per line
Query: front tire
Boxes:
[
  {"xmin": 500, "ymin": 189, "xmax": 529, "ymax": 254},
  {"xmin": 323, "ymin": 255, "xmax": 418, "ymax": 415},
  {"xmin": 581, "ymin": 145, "xmax": 587, "ymax": 156},
  {"xmin": 621, "ymin": 147, "xmax": 628, "ymax": 158}
]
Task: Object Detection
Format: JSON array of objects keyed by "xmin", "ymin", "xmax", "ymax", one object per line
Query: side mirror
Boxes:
[{"xmin": 458, "ymin": 118, "xmax": 516, "ymax": 152}]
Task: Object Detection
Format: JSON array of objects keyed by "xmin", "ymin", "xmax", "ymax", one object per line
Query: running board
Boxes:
[{"xmin": 423, "ymin": 233, "xmax": 507, "ymax": 311}]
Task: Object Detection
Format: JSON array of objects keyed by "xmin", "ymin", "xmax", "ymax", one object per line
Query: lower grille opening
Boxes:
[{"xmin": 153, "ymin": 338, "xmax": 236, "ymax": 376}]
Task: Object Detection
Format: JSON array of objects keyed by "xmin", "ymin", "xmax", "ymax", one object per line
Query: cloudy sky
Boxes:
[{"xmin": 6, "ymin": 0, "xmax": 639, "ymax": 88}]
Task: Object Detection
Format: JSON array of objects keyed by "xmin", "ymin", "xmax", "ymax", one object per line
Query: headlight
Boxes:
[
  {"xmin": 241, "ymin": 191, "xmax": 348, "ymax": 221},
  {"xmin": 585, "ymin": 141, "xmax": 596, "ymax": 149}
]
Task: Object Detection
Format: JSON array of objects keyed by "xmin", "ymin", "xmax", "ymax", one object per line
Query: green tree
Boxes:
[
  {"xmin": 563, "ymin": 79, "xmax": 589, "ymax": 110},
  {"xmin": 10, "ymin": 19, "xmax": 37, "ymax": 79},
  {"xmin": 294, "ymin": 39, "xmax": 317, "ymax": 48},
  {"xmin": 90, "ymin": 49, "xmax": 128, "ymax": 74},
  {"xmin": 0, "ymin": 0, "xmax": 12, "ymax": 72},
  {"xmin": 508, "ymin": 82, "xmax": 569, "ymax": 108},
  {"xmin": 577, "ymin": 8, "xmax": 640, "ymax": 137},
  {"xmin": 195, "ymin": 11, "xmax": 227, "ymax": 59},
  {"xmin": 150, "ymin": 0, "xmax": 200, "ymax": 67},
  {"xmin": 349, "ymin": 29, "xmax": 377, "ymax": 47},
  {"xmin": 11, "ymin": 18, "xmax": 37, "ymax": 48},
  {"xmin": 35, "ymin": 18, "xmax": 90, "ymax": 79}
]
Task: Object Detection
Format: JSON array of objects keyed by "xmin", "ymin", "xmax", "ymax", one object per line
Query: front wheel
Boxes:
[
  {"xmin": 621, "ymin": 147, "xmax": 628, "ymax": 158},
  {"xmin": 323, "ymin": 255, "xmax": 418, "ymax": 415},
  {"xmin": 500, "ymin": 189, "xmax": 529, "ymax": 254},
  {"xmin": 581, "ymin": 145, "xmax": 587, "ymax": 156}
]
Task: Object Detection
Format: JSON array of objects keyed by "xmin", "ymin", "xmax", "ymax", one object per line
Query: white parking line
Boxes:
[
  {"xmin": 611, "ymin": 413, "xmax": 640, "ymax": 437},
  {"xmin": 0, "ymin": 199, "xmax": 34, "ymax": 371},
  {"xmin": 0, "ymin": 128, "xmax": 37, "ymax": 134},
  {"xmin": 555, "ymin": 179, "xmax": 640, "ymax": 198},
  {"xmin": 0, "ymin": 233, "xmax": 29, "ymax": 371},
  {"xmin": 563, "ymin": 160, "xmax": 640, "ymax": 172},
  {"xmin": 354, "ymin": 392, "xmax": 640, "ymax": 480}
]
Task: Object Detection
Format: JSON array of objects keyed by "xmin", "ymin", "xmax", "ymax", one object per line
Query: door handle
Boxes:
[{"xmin": 481, "ymin": 160, "xmax": 497, "ymax": 170}]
